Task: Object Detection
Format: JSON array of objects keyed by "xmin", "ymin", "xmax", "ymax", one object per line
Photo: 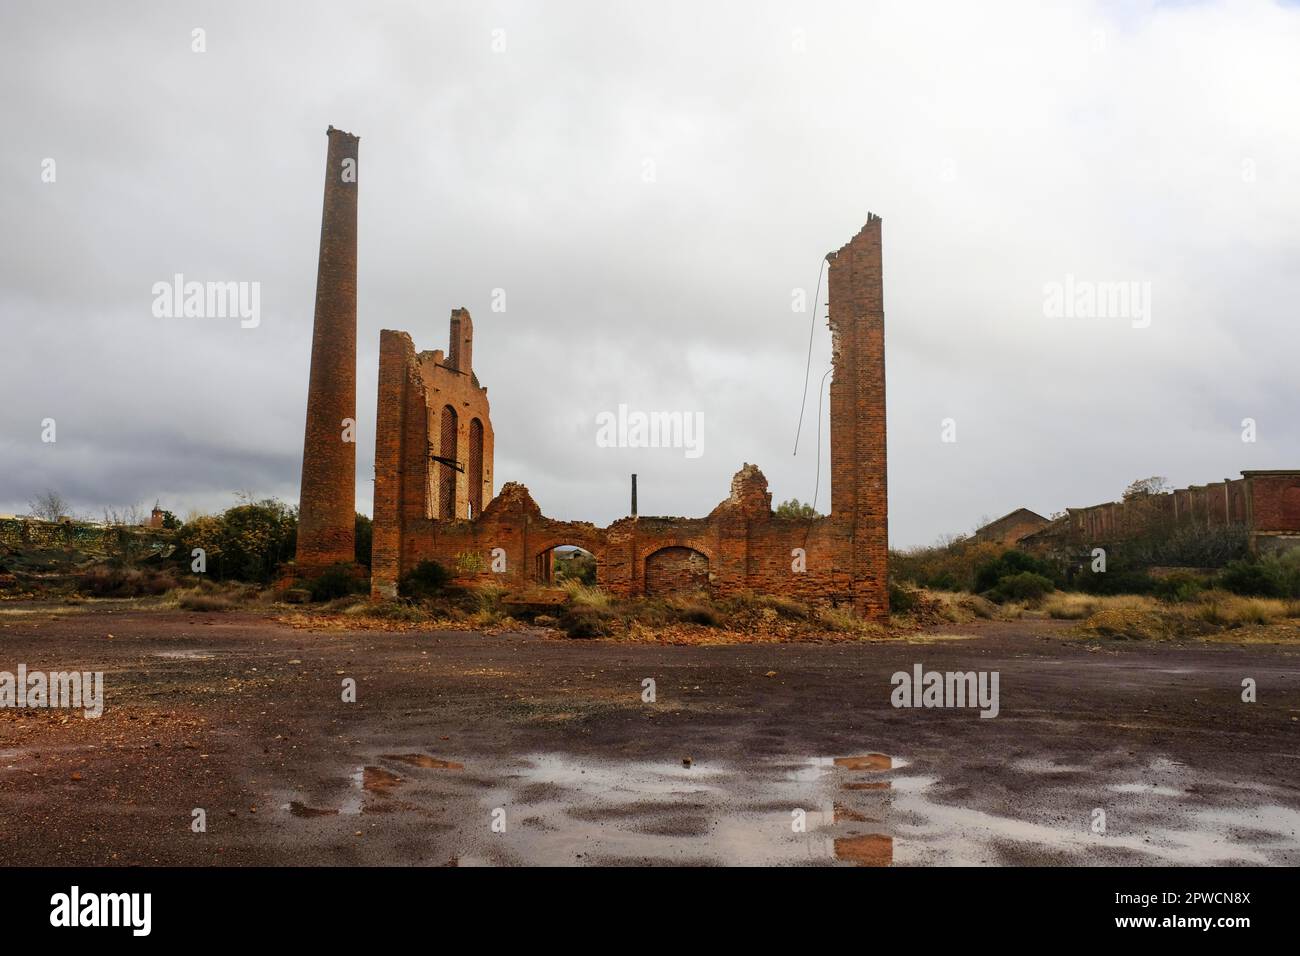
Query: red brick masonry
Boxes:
[
  {"xmin": 369, "ymin": 216, "xmax": 891, "ymax": 621},
  {"xmin": 1021, "ymin": 470, "xmax": 1300, "ymax": 556},
  {"xmin": 296, "ymin": 127, "xmax": 359, "ymax": 571}
]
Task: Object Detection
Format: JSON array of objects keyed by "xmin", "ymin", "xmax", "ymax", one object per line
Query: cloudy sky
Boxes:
[{"xmin": 2, "ymin": 0, "xmax": 1297, "ymax": 547}]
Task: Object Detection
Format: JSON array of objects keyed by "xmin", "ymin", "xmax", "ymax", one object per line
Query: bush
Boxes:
[
  {"xmin": 398, "ymin": 559, "xmax": 453, "ymax": 600},
  {"xmin": 755, "ymin": 593, "xmax": 811, "ymax": 620},
  {"xmin": 554, "ymin": 550, "xmax": 596, "ymax": 585},
  {"xmin": 668, "ymin": 598, "xmax": 719, "ymax": 626},
  {"xmin": 1152, "ymin": 571, "xmax": 1205, "ymax": 603},
  {"xmin": 1124, "ymin": 524, "xmax": 1250, "ymax": 569},
  {"xmin": 889, "ymin": 583, "xmax": 920, "ymax": 613},
  {"xmin": 1074, "ymin": 566, "xmax": 1156, "ymax": 596},
  {"xmin": 1217, "ymin": 554, "xmax": 1300, "ymax": 598},
  {"xmin": 175, "ymin": 498, "xmax": 297, "ymax": 584},
  {"xmin": 974, "ymin": 550, "xmax": 1057, "ymax": 594},
  {"xmin": 78, "ymin": 565, "xmax": 176, "ymax": 597},
  {"xmin": 1218, "ymin": 558, "xmax": 1285, "ymax": 597},
  {"xmin": 178, "ymin": 592, "xmax": 234, "ymax": 612},
  {"xmin": 774, "ymin": 499, "xmax": 820, "ymax": 519},
  {"xmin": 307, "ymin": 564, "xmax": 364, "ymax": 602},
  {"xmin": 345, "ymin": 600, "xmax": 429, "ymax": 622},
  {"xmin": 354, "ymin": 513, "xmax": 373, "ymax": 568},
  {"xmin": 891, "ymin": 538, "xmax": 1005, "ymax": 592},
  {"xmin": 1043, "ymin": 593, "xmax": 1101, "ymax": 619},
  {"xmin": 560, "ymin": 605, "xmax": 615, "ymax": 638},
  {"xmin": 562, "ymin": 580, "xmax": 611, "ymax": 608},
  {"xmin": 987, "ymin": 571, "xmax": 1055, "ymax": 604}
]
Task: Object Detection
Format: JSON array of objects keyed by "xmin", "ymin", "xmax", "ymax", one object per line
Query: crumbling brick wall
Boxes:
[
  {"xmin": 1025, "ymin": 471, "xmax": 1300, "ymax": 557},
  {"xmin": 1247, "ymin": 470, "xmax": 1300, "ymax": 553},
  {"xmin": 372, "ymin": 313, "xmax": 494, "ymax": 597},
  {"xmin": 366, "ymin": 217, "xmax": 890, "ymax": 622},
  {"xmin": 826, "ymin": 214, "xmax": 889, "ymax": 619},
  {"xmin": 386, "ymin": 466, "xmax": 863, "ymax": 611}
]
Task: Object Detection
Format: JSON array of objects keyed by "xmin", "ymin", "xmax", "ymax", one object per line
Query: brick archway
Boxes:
[
  {"xmin": 531, "ymin": 537, "xmax": 605, "ymax": 586},
  {"xmin": 643, "ymin": 545, "xmax": 711, "ymax": 596}
]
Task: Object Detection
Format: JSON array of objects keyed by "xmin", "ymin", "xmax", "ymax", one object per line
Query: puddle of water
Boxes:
[
  {"xmin": 834, "ymin": 754, "xmax": 892, "ymax": 771},
  {"xmin": 834, "ymin": 833, "xmax": 894, "ymax": 866},
  {"xmin": 1011, "ymin": 758, "xmax": 1087, "ymax": 775},
  {"xmin": 444, "ymin": 753, "xmax": 893, "ymax": 866},
  {"xmin": 153, "ymin": 649, "xmax": 215, "ymax": 660},
  {"xmin": 1108, "ymin": 782, "xmax": 1184, "ymax": 797},
  {"xmin": 362, "ymin": 766, "xmax": 402, "ymax": 794},
  {"xmin": 269, "ymin": 748, "xmax": 1296, "ymax": 867},
  {"xmin": 383, "ymin": 754, "xmax": 464, "ymax": 770}
]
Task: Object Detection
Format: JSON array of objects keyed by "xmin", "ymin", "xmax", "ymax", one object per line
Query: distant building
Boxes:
[
  {"xmin": 1019, "ymin": 470, "xmax": 1300, "ymax": 557},
  {"xmin": 973, "ymin": 509, "xmax": 1051, "ymax": 547}
]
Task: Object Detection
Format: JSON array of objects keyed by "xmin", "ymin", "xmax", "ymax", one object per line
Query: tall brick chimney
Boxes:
[
  {"xmin": 296, "ymin": 126, "xmax": 359, "ymax": 571},
  {"xmin": 447, "ymin": 308, "xmax": 473, "ymax": 374},
  {"xmin": 828, "ymin": 214, "xmax": 888, "ymax": 619}
]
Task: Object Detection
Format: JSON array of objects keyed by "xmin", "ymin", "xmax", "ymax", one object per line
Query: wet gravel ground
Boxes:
[{"xmin": 1, "ymin": 608, "xmax": 1298, "ymax": 866}]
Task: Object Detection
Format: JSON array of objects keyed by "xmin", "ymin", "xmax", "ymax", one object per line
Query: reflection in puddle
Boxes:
[
  {"xmin": 835, "ymin": 754, "xmax": 892, "ymax": 771},
  {"xmin": 834, "ymin": 833, "xmax": 894, "ymax": 866},
  {"xmin": 454, "ymin": 752, "xmax": 897, "ymax": 866},
  {"xmin": 270, "ymin": 748, "xmax": 1298, "ymax": 866},
  {"xmin": 384, "ymin": 754, "xmax": 464, "ymax": 770},
  {"xmin": 362, "ymin": 766, "xmax": 402, "ymax": 794}
]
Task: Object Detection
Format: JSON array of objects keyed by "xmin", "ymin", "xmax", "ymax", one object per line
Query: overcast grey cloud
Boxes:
[{"xmin": 2, "ymin": 0, "xmax": 1297, "ymax": 545}]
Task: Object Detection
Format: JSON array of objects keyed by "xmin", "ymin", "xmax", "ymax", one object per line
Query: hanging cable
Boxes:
[
  {"xmin": 792, "ymin": 257, "xmax": 828, "ymax": 456},
  {"xmin": 811, "ymin": 366, "xmax": 833, "ymax": 513}
]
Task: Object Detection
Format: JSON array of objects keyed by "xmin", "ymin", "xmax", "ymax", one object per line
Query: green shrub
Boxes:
[
  {"xmin": 1123, "ymin": 524, "xmax": 1249, "ymax": 569},
  {"xmin": 175, "ymin": 497, "xmax": 297, "ymax": 584},
  {"xmin": 891, "ymin": 538, "xmax": 1005, "ymax": 592},
  {"xmin": 1153, "ymin": 571, "xmax": 1205, "ymax": 603},
  {"xmin": 889, "ymin": 583, "xmax": 920, "ymax": 613},
  {"xmin": 774, "ymin": 499, "xmax": 820, "ymax": 519},
  {"xmin": 1074, "ymin": 566, "xmax": 1156, "ymax": 595},
  {"xmin": 987, "ymin": 571, "xmax": 1054, "ymax": 604},
  {"xmin": 554, "ymin": 550, "xmax": 596, "ymax": 585},
  {"xmin": 354, "ymin": 513, "xmax": 373, "ymax": 568},
  {"xmin": 398, "ymin": 559, "xmax": 453, "ymax": 600},
  {"xmin": 307, "ymin": 564, "xmax": 364, "ymax": 602},
  {"xmin": 974, "ymin": 550, "xmax": 1057, "ymax": 594},
  {"xmin": 1217, "ymin": 558, "xmax": 1292, "ymax": 597}
]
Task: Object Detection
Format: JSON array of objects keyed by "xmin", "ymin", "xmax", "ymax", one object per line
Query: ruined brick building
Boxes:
[
  {"xmin": 973, "ymin": 508, "xmax": 1051, "ymax": 548},
  {"xmin": 296, "ymin": 128, "xmax": 890, "ymax": 621},
  {"xmin": 1020, "ymin": 471, "xmax": 1300, "ymax": 558}
]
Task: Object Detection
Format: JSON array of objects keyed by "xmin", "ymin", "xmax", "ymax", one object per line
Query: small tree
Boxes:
[
  {"xmin": 27, "ymin": 489, "xmax": 69, "ymax": 522},
  {"xmin": 354, "ymin": 513, "xmax": 373, "ymax": 567},
  {"xmin": 775, "ymin": 498, "xmax": 820, "ymax": 519},
  {"xmin": 1122, "ymin": 476, "xmax": 1170, "ymax": 500},
  {"xmin": 399, "ymin": 560, "xmax": 453, "ymax": 599}
]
